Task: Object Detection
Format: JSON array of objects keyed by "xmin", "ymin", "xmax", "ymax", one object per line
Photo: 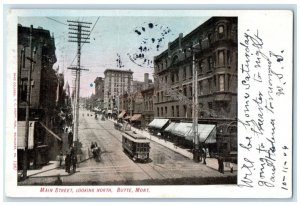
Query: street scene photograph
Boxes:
[{"xmin": 16, "ymin": 14, "xmax": 238, "ymax": 186}]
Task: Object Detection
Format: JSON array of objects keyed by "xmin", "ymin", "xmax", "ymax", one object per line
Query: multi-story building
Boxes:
[
  {"xmin": 153, "ymin": 17, "xmax": 237, "ymax": 154},
  {"xmin": 94, "ymin": 77, "xmax": 105, "ymax": 109},
  {"xmin": 141, "ymin": 87, "xmax": 155, "ymax": 128},
  {"xmin": 17, "ymin": 24, "xmax": 63, "ymax": 169},
  {"xmin": 103, "ymin": 69, "xmax": 133, "ymax": 114},
  {"xmin": 132, "ymin": 73, "xmax": 153, "ymax": 93}
]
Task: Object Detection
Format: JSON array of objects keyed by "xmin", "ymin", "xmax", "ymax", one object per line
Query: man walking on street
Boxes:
[
  {"xmin": 68, "ymin": 131, "xmax": 73, "ymax": 148},
  {"xmin": 72, "ymin": 154, "xmax": 77, "ymax": 173}
]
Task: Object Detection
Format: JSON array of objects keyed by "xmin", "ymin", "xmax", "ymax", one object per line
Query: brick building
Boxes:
[
  {"xmin": 153, "ymin": 17, "xmax": 237, "ymax": 154},
  {"xmin": 17, "ymin": 24, "xmax": 63, "ymax": 169}
]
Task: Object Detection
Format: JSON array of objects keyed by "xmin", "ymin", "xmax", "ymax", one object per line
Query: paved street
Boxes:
[{"xmin": 19, "ymin": 109, "xmax": 237, "ymax": 185}]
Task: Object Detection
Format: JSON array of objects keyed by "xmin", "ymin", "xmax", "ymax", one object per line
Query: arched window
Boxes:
[{"xmin": 218, "ymin": 25, "xmax": 224, "ymax": 33}]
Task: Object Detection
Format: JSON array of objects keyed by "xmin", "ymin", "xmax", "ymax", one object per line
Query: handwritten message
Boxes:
[{"xmin": 238, "ymin": 28, "xmax": 290, "ymax": 191}]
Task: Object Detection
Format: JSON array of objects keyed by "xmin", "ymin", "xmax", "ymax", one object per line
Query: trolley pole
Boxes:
[{"xmin": 68, "ymin": 20, "xmax": 91, "ymax": 155}]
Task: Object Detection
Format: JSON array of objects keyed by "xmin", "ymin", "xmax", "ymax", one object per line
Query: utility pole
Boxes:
[
  {"xmin": 23, "ymin": 25, "xmax": 36, "ymax": 179},
  {"xmin": 192, "ymin": 48, "xmax": 200, "ymax": 162},
  {"xmin": 67, "ymin": 20, "xmax": 91, "ymax": 154}
]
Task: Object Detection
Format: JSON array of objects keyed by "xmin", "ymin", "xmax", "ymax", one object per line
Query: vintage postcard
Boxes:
[{"xmin": 4, "ymin": 9, "xmax": 293, "ymax": 198}]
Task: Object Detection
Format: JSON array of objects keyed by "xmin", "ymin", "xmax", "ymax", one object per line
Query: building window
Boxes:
[
  {"xmin": 183, "ymin": 86, "xmax": 187, "ymax": 96},
  {"xmin": 198, "ymin": 60, "xmax": 204, "ymax": 74},
  {"xmin": 227, "ymin": 50, "xmax": 231, "ymax": 66},
  {"xmin": 183, "ymin": 105, "xmax": 187, "ymax": 118},
  {"xmin": 172, "ymin": 106, "xmax": 175, "ymax": 117},
  {"xmin": 165, "ymin": 107, "xmax": 168, "ymax": 116},
  {"xmin": 219, "ymin": 75, "xmax": 225, "ymax": 91},
  {"xmin": 19, "ymin": 78, "xmax": 28, "ymax": 102},
  {"xmin": 189, "ymin": 84, "xmax": 193, "ymax": 97},
  {"xmin": 208, "ymin": 102, "xmax": 213, "ymax": 110},
  {"xmin": 157, "ymin": 92, "xmax": 160, "ymax": 102},
  {"xmin": 176, "ymin": 72, "xmax": 179, "ymax": 82},
  {"xmin": 208, "ymin": 57, "xmax": 213, "ymax": 71},
  {"xmin": 176, "ymin": 105, "xmax": 180, "ymax": 117},
  {"xmin": 218, "ymin": 25, "xmax": 225, "ymax": 39},
  {"xmin": 165, "ymin": 76, "xmax": 168, "ymax": 84},
  {"xmin": 171, "ymin": 73, "xmax": 175, "ymax": 83},
  {"xmin": 189, "ymin": 64, "xmax": 193, "ymax": 78},
  {"xmin": 218, "ymin": 50, "xmax": 225, "ymax": 66},
  {"xmin": 199, "ymin": 81, "xmax": 203, "ymax": 95},
  {"xmin": 208, "ymin": 78, "xmax": 212, "ymax": 93},
  {"xmin": 161, "ymin": 107, "xmax": 163, "ymax": 116},
  {"xmin": 183, "ymin": 66, "xmax": 186, "ymax": 79},
  {"xmin": 228, "ymin": 74, "xmax": 231, "ymax": 91},
  {"xmin": 218, "ymin": 25, "xmax": 224, "ymax": 33},
  {"xmin": 161, "ymin": 91, "xmax": 164, "ymax": 102}
]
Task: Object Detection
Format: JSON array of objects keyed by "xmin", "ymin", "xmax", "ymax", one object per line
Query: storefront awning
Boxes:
[
  {"xmin": 130, "ymin": 114, "xmax": 142, "ymax": 121},
  {"xmin": 171, "ymin": 122, "xmax": 193, "ymax": 137},
  {"xmin": 148, "ymin": 119, "xmax": 169, "ymax": 129},
  {"xmin": 17, "ymin": 121, "xmax": 35, "ymax": 150},
  {"xmin": 186, "ymin": 124, "xmax": 216, "ymax": 143},
  {"xmin": 164, "ymin": 122, "xmax": 179, "ymax": 133},
  {"xmin": 118, "ymin": 110, "xmax": 126, "ymax": 119},
  {"xmin": 124, "ymin": 116, "xmax": 131, "ymax": 120}
]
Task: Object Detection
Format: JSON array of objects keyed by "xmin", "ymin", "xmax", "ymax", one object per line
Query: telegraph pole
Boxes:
[
  {"xmin": 67, "ymin": 20, "xmax": 91, "ymax": 154},
  {"xmin": 23, "ymin": 25, "xmax": 36, "ymax": 179},
  {"xmin": 192, "ymin": 48, "xmax": 200, "ymax": 162}
]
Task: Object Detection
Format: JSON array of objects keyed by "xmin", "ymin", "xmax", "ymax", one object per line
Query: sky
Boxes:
[{"xmin": 18, "ymin": 13, "xmax": 210, "ymax": 97}]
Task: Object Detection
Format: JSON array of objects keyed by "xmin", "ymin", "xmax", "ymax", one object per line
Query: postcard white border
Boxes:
[{"xmin": 4, "ymin": 9, "xmax": 293, "ymax": 198}]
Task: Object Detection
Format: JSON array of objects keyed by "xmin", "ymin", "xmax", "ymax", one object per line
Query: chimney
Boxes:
[{"xmin": 178, "ymin": 33, "xmax": 183, "ymax": 49}]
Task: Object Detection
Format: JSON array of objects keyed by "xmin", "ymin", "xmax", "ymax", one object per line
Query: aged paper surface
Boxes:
[{"xmin": 4, "ymin": 9, "xmax": 293, "ymax": 198}]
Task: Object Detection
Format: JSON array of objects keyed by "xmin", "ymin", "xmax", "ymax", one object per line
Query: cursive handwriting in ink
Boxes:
[{"xmin": 238, "ymin": 158, "xmax": 255, "ymax": 188}]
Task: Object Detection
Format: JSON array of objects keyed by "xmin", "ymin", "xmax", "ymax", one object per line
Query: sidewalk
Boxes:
[{"xmin": 110, "ymin": 119, "xmax": 237, "ymax": 173}]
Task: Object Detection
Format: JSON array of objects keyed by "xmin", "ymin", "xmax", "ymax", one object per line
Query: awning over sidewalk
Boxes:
[
  {"xmin": 172, "ymin": 122, "xmax": 193, "ymax": 137},
  {"xmin": 148, "ymin": 119, "xmax": 169, "ymax": 129},
  {"xmin": 124, "ymin": 116, "xmax": 131, "ymax": 120},
  {"xmin": 186, "ymin": 124, "xmax": 216, "ymax": 143},
  {"xmin": 17, "ymin": 121, "xmax": 35, "ymax": 150},
  {"xmin": 130, "ymin": 114, "xmax": 142, "ymax": 121},
  {"xmin": 118, "ymin": 110, "xmax": 126, "ymax": 119},
  {"xmin": 164, "ymin": 122, "xmax": 179, "ymax": 133}
]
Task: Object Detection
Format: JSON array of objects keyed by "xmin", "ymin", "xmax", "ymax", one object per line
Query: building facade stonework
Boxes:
[
  {"xmin": 103, "ymin": 69, "xmax": 133, "ymax": 113},
  {"xmin": 153, "ymin": 17, "xmax": 237, "ymax": 154}
]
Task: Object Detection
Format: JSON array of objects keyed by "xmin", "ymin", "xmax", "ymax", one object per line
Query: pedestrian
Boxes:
[
  {"xmin": 72, "ymin": 154, "xmax": 77, "ymax": 173},
  {"xmin": 217, "ymin": 156, "xmax": 221, "ymax": 173},
  {"xmin": 65, "ymin": 153, "xmax": 71, "ymax": 173},
  {"xmin": 220, "ymin": 156, "xmax": 224, "ymax": 174},
  {"xmin": 68, "ymin": 131, "xmax": 73, "ymax": 148},
  {"xmin": 58, "ymin": 152, "xmax": 63, "ymax": 167}
]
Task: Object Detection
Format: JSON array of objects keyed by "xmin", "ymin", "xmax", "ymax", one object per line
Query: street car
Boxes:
[{"xmin": 122, "ymin": 131, "xmax": 150, "ymax": 162}]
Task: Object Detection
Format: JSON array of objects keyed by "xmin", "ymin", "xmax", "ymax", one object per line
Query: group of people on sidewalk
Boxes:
[{"xmin": 58, "ymin": 146, "xmax": 77, "ymax": 174}]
